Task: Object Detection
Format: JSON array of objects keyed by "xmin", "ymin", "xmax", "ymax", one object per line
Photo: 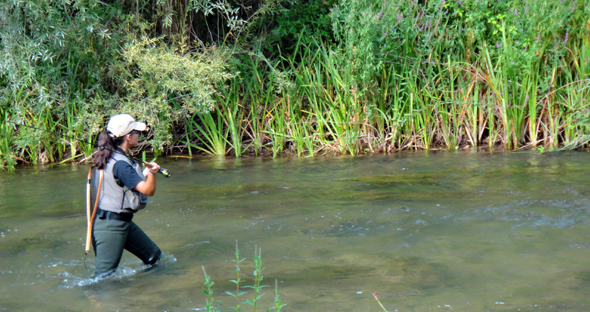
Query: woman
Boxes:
[{"xmin": 91, "ymin": 114, "xmax": 162, "ymax": 277}]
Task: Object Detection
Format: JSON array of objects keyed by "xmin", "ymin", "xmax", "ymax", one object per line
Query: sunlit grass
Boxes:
[{"xmin": 4, "ymin": 36, "xmax": 590, "ymax": 169}]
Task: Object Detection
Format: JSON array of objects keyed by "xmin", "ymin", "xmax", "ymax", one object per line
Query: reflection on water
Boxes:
[{"xmin": 2, "ymin": 151, "xmax": 590, "ymax": 311}]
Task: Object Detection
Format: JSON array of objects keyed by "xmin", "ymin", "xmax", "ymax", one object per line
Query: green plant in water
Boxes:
[
  {"xmin": 243, "ymin": 74, "xmax": 273, "ymax": 156},
  {"xmin": 202, "ymin": 266, "xmax": 220, "ymax": 312},
  {"xmin": 186, "ymin": 110, "xmax": 228, "ymax": 156},
  {"xmin": 0, "ymin": 111, "xmax": 17, "ymax": 171},
  {"xmin": 264, "ymin": 106, "xmax": 288, "ymax": 158},
  {"xmin": 227, "ymin": 240, "xmax": 247, "ymax": 311},
  {"xmin": 200, "ymin": 244, "xmax": 285, "ymax": 312},
  {"xmin": 372, "ymin": 292, "xmax": 388, "ymax": 312},
  {"xmin": 218, "ymin": 85, "xmax": 247, "ymax": 157},
  {"xmin": 269, "ymin": 279, "xmax": 287, "ymax": 311},
  {"xmin": 243, "ymin": 246, "xmax": 268, "ymax": 311}
]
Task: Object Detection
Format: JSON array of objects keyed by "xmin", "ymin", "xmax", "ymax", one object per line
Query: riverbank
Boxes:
[{"xmin": 1, "ymin": 0, "xmax": 589, "ymax": 170}]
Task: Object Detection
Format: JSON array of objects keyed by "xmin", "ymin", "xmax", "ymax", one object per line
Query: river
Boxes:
[{"xmin": 1, "ymin": 150, "xmax": 590, "ymax": 311}]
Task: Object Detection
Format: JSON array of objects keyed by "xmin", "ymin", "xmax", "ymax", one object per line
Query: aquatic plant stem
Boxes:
[
  {"xmin": 243, "ymin": 246, "xmax": 267, "ymax": 311},
  {"xmin": 202, "ymin": 266, "xmax": 219, "ymax": 312},
  {"xmin": 227, "ymin": 240, "xmax": 246, "ymax": 311},
  {"xmin": 271, "ymin": 279, "xmax": 287, "ymax": 311},
  {"xmin": 373, "ymin": 292, "xmax": 388, "ymax": 312}
]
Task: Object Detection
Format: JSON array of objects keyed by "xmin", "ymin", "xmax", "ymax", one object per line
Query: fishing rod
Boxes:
[{"xmin": 7, "ymin": 120, "xmax": 171, "ymax": 178}]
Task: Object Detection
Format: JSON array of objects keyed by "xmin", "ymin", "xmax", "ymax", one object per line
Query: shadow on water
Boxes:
[{"xmin": 3, "ymin": 151, "xmax": 590, "ymax": 311}]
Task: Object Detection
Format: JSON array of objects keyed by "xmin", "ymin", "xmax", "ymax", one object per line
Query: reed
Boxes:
[
  {"xmin": 186, "ymin": 109, "xmax": 229, "ymax": 156},
  {"xmin": 0, "ymin": 107, "xmax": 17, "ymax": 170},
  {"xmin": 244, "ymin": 81, "xmax": 272, "ymax": 156},
  {"xmin": 168, "ymin": 32, "xmax": 590, "ymax": 157},
  {"xmin": 219, "ymin": 84, "xmax": 247, "ymax": 157}
]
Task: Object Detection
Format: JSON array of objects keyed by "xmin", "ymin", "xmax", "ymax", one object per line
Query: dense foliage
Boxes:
[{"xmin": 1, "ymin": 0, "xmax": 589, "ymax": 169}]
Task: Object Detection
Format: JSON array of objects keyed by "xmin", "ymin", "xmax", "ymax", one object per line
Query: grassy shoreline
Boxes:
[
  {"xmin": 2, "ymin": 1, "xmax": 589, "ymax": 170},
  {"xmin": 2, "ymin": 49, "xmax": 590, "ymax": 170},
  {"xmin": 3, "ymin": 60, "xmax": 590, "ymax": 171}
]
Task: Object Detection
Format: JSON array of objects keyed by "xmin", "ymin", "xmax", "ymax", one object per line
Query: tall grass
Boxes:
[
  {"xmin": 179, "ymin": 34, "xmax": 587, "ymax": 158},
  {"xmin": 0, "ymin": 106, "xmax": 17, "ymax": 170},
  {"xmin": 4, "ymin": 36, "xmax": 590, "ymax": 168}
]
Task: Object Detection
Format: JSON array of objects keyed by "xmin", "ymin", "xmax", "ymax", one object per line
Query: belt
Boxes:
[{"xmin": 96, "ymin": 208, "xmax": 134, "ymax": 222}]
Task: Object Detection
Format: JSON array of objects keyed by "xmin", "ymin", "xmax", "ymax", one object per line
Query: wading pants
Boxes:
[{"xmin": 92, "ymin": 216, "xmax": 161, "ymax": 277}]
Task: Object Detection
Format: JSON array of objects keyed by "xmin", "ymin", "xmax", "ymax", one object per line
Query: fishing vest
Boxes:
[{"xmin": 93, "ymin": 152, "xmax": 148, "ymax": 214}]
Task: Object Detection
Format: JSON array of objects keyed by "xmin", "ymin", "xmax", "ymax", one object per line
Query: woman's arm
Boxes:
[
  {"xmin": 134, "ymin": 162, "xmax": 160, "ymax": 196},
  {"xmin": 134, "ymin": 174, "xmax": 156, "ymax": 196}
]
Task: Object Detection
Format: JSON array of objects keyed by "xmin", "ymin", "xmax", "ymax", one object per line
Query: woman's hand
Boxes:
[{"xmin": 143, "ymin": 162, "xmax": 161, "ymax": 176}]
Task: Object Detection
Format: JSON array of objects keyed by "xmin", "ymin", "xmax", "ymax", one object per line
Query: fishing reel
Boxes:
[
  {"xmin": 158, "ymin": 167, "xmax": 171, "ymax": 178},
  {"xmin": 143, "ymin": 162, "xmax": 171, "ymax": 178},
  {"xmin": 144, "ymin": 163, "xmax": 172, "ymax": 178}
]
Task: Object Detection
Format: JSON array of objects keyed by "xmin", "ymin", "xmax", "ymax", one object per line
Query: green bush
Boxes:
[
  {"xmin": 117, "ymin": 37, "xmax": 234, "ymax": 150},
  {"xmin": 330, "ymin": 0, "xmax": 588, "ymax": 80},
  {"xmin": 263, "ymin": 0, "xmax": 338, "ymax": 56}
]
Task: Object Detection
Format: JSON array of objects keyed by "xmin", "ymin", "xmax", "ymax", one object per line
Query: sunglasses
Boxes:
[{"xmin": 128, "ymin": 130, "xmax": 141, "ymax": 136}]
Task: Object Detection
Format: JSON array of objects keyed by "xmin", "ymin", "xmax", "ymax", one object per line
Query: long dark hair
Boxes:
[{"xmin": 93, "ymin": 131, "xmax": 125, "ymax": 169}]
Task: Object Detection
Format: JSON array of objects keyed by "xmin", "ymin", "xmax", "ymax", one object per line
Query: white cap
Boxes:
[{"xmin": 106, "ymin": 114, "xmax": 146, "ymax": 138}]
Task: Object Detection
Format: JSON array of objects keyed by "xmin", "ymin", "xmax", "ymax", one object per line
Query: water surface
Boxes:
[{"xmin": 2, "ymin": 150, "xmax": 590, "ymax": 311}]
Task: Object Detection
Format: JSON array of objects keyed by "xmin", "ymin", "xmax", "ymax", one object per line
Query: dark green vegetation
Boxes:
[{"xmin": 1, "ymin": 0, "xmax": 589, "ymax": 169}]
